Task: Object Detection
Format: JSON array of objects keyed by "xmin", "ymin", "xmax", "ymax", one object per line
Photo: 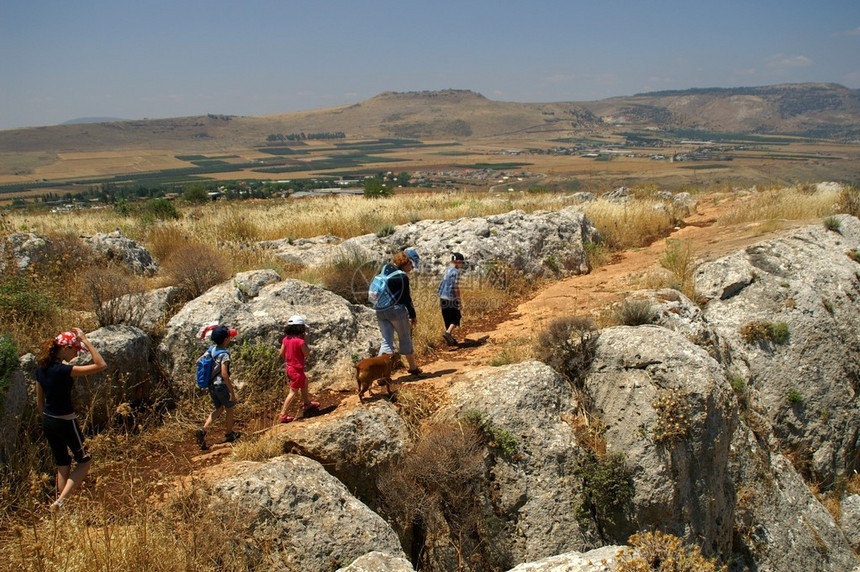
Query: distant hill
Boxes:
[
  {"xmin": 0, "ymin": 83, "xmax": 858, "ymax": 154},
  {"xmin": 62, "ymin": 117, "xmax": 127, "ymax": 125}
]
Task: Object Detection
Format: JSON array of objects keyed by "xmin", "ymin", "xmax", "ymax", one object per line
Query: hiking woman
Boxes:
[
  {"xmin": 375, "ymin": 248, "xmax": 426, "ymax": 376},
  {"xmin": 35, "ymin": 327, "xmax": 107, "ymax": 510}
]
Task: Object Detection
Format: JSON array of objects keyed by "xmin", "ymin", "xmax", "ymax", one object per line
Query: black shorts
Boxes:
[
  {"xmin": 440, "ymin": 299, "xmax": 461, "ymax": 328},
  {"xmin": 42, "ymin": 414, "xmax": 91, "ymax": 466}
]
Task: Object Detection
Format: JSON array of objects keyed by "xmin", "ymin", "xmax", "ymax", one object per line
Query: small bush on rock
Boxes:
[
  {"xmin": 320, "ymin": 247, "xmax": 375, "ymax": 305},
  {"xmin": 84, "ymin": 265, "xmax": 147, "ymax": 327},
  {"xmin": 462, "ymin": 409, "xmax": 519, "ymax": 461},
  {"xmin": 652, "ymin": 389, "xmax": 692, "ymax": 445},
  {"xmin": 614, "ymin": 299, "xmax": 655, "ymax": 326},
  {"xmin": 533, "ymin": 316, "xmax": 597, "ymax": 386},
  {"xmin": 573, "ymin": 449, "xmax": 633, "ymax": 535},
  {"xmin": 739, "ymin": 320, "xmax": 790, "ymax": 345},
  {"xmin": 822, "ymin": 216, "xmax": 842, "ymax": 233},
  {"xmin": 617, "ymin": 530, "xmax": 725, "ymax": 571},
  {"xmin": 378, "ymin": 422, "xmax": 510, "ymax": 570}
]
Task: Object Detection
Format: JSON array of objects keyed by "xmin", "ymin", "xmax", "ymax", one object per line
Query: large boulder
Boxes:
[
  {"xmin": 261, "ymin": 207, "xmax": 601, "ymax": 278},
  {"xmin": 336, "ymin": 551, "xmax": 415, "ymax": 572},
  {"xmin": 695, "ymin": 215, "xmax": 860, "ymax": 483},
  {"xmin": 70, "ymin": 325, "xmax": 155, "ymax": 429},
  {"xmin": 159, "ymin": 270, "xmax": 379, "ymax": 390},
  {"xmin": 506, "ymin": 545, "xmax": 624, "ymax": 571},
  {"xmin": 212, "ymin": 455, "xmax": 406, "ymax": 571},
  {"xmin": 727, "ymin": 426, "xmax": 858, "ymax": 571},
  {"xmin": 582, "ymin": 325, "xmax": 736, "ymax": 557},
  {"xmin": 82, "ymin": 230, "xmax": 158, "ymax": 275},
  {"xmin": 840, "ymin": 494, "xmax": 860, "ymax": 553},
  {"xmin": 276, "ymin": 399, "xmax": 410, "ymax": 504},
  {"xmin": 433, "ymin": 361, "xmax": 592, "ymax": 566},
  {"xmin": 584, "ymin": 324, "xmax": 858, "ymax": 570},
  {"xmin": 0, "ymin": 233, "xmax": 49, "ymax": 271}
]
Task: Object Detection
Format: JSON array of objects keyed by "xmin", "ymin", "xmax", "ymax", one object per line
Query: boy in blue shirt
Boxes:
[{"xmin": 437, "ymin": 252, "xmax": 466, "ymax": 346}]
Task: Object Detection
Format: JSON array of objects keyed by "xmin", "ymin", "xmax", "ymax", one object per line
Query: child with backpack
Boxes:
[
  {"xmin": 278, "ymin": 315, "xmax": 319, "ymax": 423},
  {"xmin": 195, "ymin": 324, "xmax": 240, "ymax": 450}
]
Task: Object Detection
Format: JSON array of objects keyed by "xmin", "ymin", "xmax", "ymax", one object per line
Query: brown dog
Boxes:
[{"xmin": 355, "ymin": 353, "xmax": 400, "ymax": 402}]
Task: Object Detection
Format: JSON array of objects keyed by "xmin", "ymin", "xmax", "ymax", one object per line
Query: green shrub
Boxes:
[
  {"xmin": 462, "ymin": 409, "xmax": 519, "ymax": 461},
  {"xmin": 378, "ymin": 422, "xmax": 504, "ymax": 570},
  {"xmin": 614, "ymin": 299, "xmax": 655, "ymax": 326},
  {"xmin": 142, "ymin": 198, "xmax": 180, "ymax": 221},
  {"xmin": 0, "ymin": 335, "xmax": 18, "ymax": 403},
  {"xmin": 739, "ymin": 320, "xmax": 790, "ymax": 345},
  {"xmin": 787, "ymin": 389, "xmax": 803, "ymax": 404},
  {"xmin": 728, "ymin": 375, "xmax": 746, "ymax": 395},
  {"xmin": 660, "ymin": 238, "xmax": 697, "ymax": 299},
  {"xmin": 823, "ymin": 216, "xmax": 841, "ymax": 232},
  {"xmin": 573, "ymin": 449, "xmax": 633, "ymax": 532},
  {"xmin": 0, "ymin": 272, "xmax": 54, "ymax": 321},
  {"xmin": 231, "ymin": 340, "xmax": 283, "ymax": 410},
  {"xmin": 583, "ymin": 240, "xmax": 611, "ymax": 268},
  {"xmin": 847, "ymin": 250, "xmax": 860, "ymax": 264},
  {"xmin": 320, "ymin": 247, "xmax": 375, "ymax": 304},
  {"xmin": 375, "ymin": 223, "xmax": 395, "ymax": 237}
]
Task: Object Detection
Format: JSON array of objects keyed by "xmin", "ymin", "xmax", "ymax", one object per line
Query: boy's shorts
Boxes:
[
  {"xmin": 209, "ymin": 383, "xmax": 236, "ymax": 409},
  {"xmin": 287, "ymin": 367, "xmax": 307, "ymax": 390},
  {"xmin": 440, "ymin": 298, "xmax": 462, "ymax": 328}
]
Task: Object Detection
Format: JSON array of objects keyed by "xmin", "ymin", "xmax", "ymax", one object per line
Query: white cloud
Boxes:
[
  {"xmin": 832, "ymin": 26, "xmax": 860, "ymax": 37},
  {"xmin": 765, "ymin": 54, "xmax": 813, "ymax": 68}
]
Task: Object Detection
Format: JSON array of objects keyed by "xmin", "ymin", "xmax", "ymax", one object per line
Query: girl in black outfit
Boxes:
[{"xmin": 35, "ymin": 327, "xmax": 107, "ymax": 510}]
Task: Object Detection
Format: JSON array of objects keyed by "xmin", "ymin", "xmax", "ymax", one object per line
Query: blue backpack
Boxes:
[
  {"xmin": 196, "ymin": 346, "xmax": 227, "ymax": 389},
  {"xmin": 368, "ymin": 268, "xmax": 405, "ymax": 309}
]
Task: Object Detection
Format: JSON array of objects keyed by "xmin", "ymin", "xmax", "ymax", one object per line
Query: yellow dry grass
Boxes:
[{"xmin": 718, "ymin": 186, "xmax": 841, "ymax": 225}]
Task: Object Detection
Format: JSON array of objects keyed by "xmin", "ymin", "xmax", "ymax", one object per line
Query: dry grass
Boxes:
[
  {"xmin": 1, "ymin": 480, "xmax": 258, "ymax": 572},
  {"xmin": 718, "ymin": 186, "xmax": 840, "ymax": 225},
  {"xmin": 5, "ymin": 191, "xmax": 570, "ymax": 242},
  {"xmin": 583, "ymin": 198, "xmax": 679, "ymax": 250}
]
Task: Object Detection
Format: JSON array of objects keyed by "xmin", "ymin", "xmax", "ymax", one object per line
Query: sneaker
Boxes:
[
  {"xmin": 302, "ymin": 401, "xmax": 320, "ymax": 411},
  {"xmin": 195, "ymin": 428, "xmax": 208, "ymax": 451},
  {"xmin": 280, "ymin": 414, "xmax": 295, "ymax": 423},
  {"xmin": 225, "ymin": 431, "xmax": 241, "ymax": 443},
  {"xmin": 443, "ymin": 332, "xmax": 458, "ymax": 346},
  {"xmin": 407, "ymin": 368, "xmax": 428, "ymax": 378},
  {"xmin": 50, "ymin": 499, "xmax": 66, "ymax": 512}
]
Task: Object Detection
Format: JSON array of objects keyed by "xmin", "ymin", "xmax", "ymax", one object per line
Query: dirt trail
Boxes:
[{"xmin": 424, "ymin": 194, "xmax": 814, "ymax": 375}]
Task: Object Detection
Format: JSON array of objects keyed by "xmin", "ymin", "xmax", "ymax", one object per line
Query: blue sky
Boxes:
[{"xmin": 1, "ymin": 0, "xmax": 858, "ymax": 130}]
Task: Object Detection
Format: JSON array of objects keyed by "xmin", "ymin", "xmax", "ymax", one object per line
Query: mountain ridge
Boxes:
[{"xmin": 0, "ymin": 83, "xmax": 858, "ymax": 155}]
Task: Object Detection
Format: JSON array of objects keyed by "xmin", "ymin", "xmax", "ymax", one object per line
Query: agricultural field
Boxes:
[{"xmin": 0, "ymin": 131, "xmax": 857, "ymax": 206}]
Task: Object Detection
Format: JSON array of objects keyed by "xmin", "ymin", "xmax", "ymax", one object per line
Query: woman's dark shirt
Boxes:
[
  {"xmin": 382, "ymin": 262, "xmax": 416, "ymax": 320},
  {"xmin": 35, "ymin": 362, "xmax": 75, "ymax": 416}
]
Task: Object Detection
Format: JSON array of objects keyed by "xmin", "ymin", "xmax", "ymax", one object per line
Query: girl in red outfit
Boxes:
[{"xmin": 278, "ymin": 315, "xmax": 319, "ymax": 423}]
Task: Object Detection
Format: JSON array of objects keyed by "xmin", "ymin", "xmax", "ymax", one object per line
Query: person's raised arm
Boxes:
[{"xmin": 69, "ymin": 327, "xmax": 107, "ymax": 377}]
